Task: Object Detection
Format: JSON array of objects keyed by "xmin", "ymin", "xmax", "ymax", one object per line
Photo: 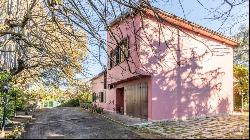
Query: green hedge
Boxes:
[{"xmin": 59, "ymin": 98, "xmax": 80, "ymax": 107}]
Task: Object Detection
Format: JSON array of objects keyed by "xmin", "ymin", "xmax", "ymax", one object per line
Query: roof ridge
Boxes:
[
  {"xmin": 150, "ymin": 6, "xmax": 237, "ymax": 42},
  {"xmin": 90, "ymin": 70, "xmax": 106, "ymax": 81},
  {"xmin": 108, "ymin": 5, "xmax": 238, "ymax": 46}
]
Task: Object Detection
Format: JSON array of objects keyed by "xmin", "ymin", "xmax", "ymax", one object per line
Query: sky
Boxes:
[{"xmin": 80, "ymin": 0, "xmax": 249, "ymax": 80}]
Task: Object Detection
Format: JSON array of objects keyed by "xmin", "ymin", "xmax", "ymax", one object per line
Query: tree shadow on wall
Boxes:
[{"xmin": 139, "ymin": 31, "xmax": 231, "ymax": 120}]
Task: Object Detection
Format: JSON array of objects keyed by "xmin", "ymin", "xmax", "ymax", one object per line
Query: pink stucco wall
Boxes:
[
  {"xmin": 91, "ymin": 75, "xmax": 105, "ymax": 94},
  {"xmin": 107, "ymin": 15, "xmax": 145, "ymax": 85},
  {"xmin": 91, "ymin": 74, "xmax": 116, "ymax": 112},
  {"xmin": 95, "ymin": 13, "xmax": 234, "ymax": 121},
  {"xmin": 138, "ymin": 15, "xmax": 234, "ymax": 120},
  {"xmin": 92, "ymin": 74, "xmax": 151, "ymax": 115}
]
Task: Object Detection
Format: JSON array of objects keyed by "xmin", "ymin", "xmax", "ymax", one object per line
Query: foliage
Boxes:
[
  {"xmin": 59, "ymin": 98, "xmax": 80, "ymax": 107},
  {"xmin": 234, "ymin": 25, "xmax": 249, "ymax": 67},
  {"xmin": 23, "ymin": 82, "xmax": 92, "ymax": 109},
  {"xmin": 0, "ymin": 72, "xmax": 12, "ymax": 119},
  {"xmin": 0, "ymin": 72, "xmax": 26, "ymax": 130},
  {"xmin": 77, "ymin": 92, "xmax": 92, "ymax": 103},
  {"xmin": 233, "ymin": 65, "xmax": 249, "ymax": 111},
  {"xmin": 0, "ymin": 87, "xmax": 25, "ymax": 117},
  {"xmin": 244, "ymin": 101, "xmax": 249, "ymax": 111},
  {"xmin": 28, "ymin": 85, "xmax": 66, "ymax": 102},
  {"xmin": 82, "ymin": 102, "xmax": 92, "ymax": 109},
  {"xmin": 0, "ymin": 0, "xmax": 88, "ymax": 88},
  {"xmin": 9, "ymin": 87, "xmax": 26, "ymax": 111},
  {"xmin": 58, "ymin": 91, "xmax": 92, "ymax": 107},
  {"xmin": 0, "ymin": 71, "xmax": 12, "ymax": 89},
  {"xmin": 95, "ymin": 107, "xmax": 104, "ymax": 114},
  {"xmin": 5, "ymin": 124, "xmax": 25, "ymax": 139}
]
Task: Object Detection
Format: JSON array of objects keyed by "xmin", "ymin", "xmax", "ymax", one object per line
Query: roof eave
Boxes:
[
  {"xmin": 108, "ymin": 6, "xmax": 239, "ymax": 47},
  {"xmin": 90, "ymin": 70, "xmax": 106, "ymax": 81}
]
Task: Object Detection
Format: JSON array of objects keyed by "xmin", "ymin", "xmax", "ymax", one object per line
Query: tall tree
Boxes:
[{"xmin": 0, "ymin": 0, "xmax": 88, "ymax": 87}]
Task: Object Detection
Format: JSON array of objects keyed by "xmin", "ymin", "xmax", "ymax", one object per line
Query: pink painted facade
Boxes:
[
  {"xmin": 91, "ymin": 8, "xmax": 237, "ymax": 121},
  {"xmin": 90, "ymin": 73, "xmax": 115, "ymax": 112}
]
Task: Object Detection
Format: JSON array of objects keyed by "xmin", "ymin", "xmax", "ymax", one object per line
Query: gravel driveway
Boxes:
[{"xmin": 20, "ymin": 107, "xmax": 155, "ymax": 139}]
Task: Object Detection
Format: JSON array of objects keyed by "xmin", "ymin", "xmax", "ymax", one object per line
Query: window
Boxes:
[
  {"xmin": 100, "ymin": 92, "xmax": 106, "ymax": 103},
  {"xmin": 108, "ymin": 38, "xmax": 129, "ymax": 69},
  {"xmin": 120, "ymin": 38, "xmax": 129, "ymax": 62},
  {"xmin": 109, "ymin": 52, "xmax": 113, "ymax": 69},
  {"xmin": 100, "ymin": 92, "xmax": 104, "ymax": 102},
  {"xmin": 115, "ymin": 47, "xmax": 120, "ymax": 65},
  {"xmin": 108, "ymin": 84, "xmax": 114, "ymax": 89},
  {"xmin": 109, "ymin": 51, "xmax": 116, "ymax": 69}
]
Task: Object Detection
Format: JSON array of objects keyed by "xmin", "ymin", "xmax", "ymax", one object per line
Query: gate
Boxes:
[{"xmin": 125, "ymin": 82, "xmax": 148, "ymax": 119}]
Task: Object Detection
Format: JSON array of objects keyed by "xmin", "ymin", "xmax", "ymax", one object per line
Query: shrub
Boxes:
[
  {"xmin": 78, "ymin": 92, "xmax": 92, "ymax": 103},
  {"xmin": 59, "ymin": 98, "xmax": 80, "ymax": 107},
  {"xmin": 82, "ymin": 102, "xmax": 92, "ymax": 110},
  {"xmin": 88, "ymin": 104, "xmax": 103, "ymax": 114},
  {"xmin": 1, "ymin": 87, "xmax": 27, "ymax": 117},
  {"xmin": 244, "ymin": 105, "xmax": 249, "ymax": 111},
  {"xmin": 96, "ymin": 107, "xmax": 104, "ymax": 114}
]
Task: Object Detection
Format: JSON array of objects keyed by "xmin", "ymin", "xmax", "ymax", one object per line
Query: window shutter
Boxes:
[
  {"xmin": 100, "ymin": 92, "xmax": 104, "ymax": 102},
  {"xmin": 104, "ymin": 72, "xmax": 107, "ymax": 89},
  {"xmin": 104, "ymin": 92, "xmax": 106, "ymax": 103},
  {"xmin": 115, "ymin": 47, "xmax": 120, "ymax": 64},
  {"xmin": 125, "ymin": 38, "xmax": 129, "ymax": 58},
  {"xmin": 109, "ymin": 52, "xmax": 113, "ymax": 69}
]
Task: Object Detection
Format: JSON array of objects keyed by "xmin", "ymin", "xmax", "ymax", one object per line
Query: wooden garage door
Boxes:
[{"xmin": 125, "ymin": 82, "xmax": 148, "ymax": 119}]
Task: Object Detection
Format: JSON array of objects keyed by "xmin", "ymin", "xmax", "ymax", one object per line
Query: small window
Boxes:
[
  {"xmin": 100, "ymin": 92, "xmax": 106, "ymax": 103},
  {"xmin": 108, "ymin": 84, "xmax": 114, "ymax": 89},
  {"xmin": 109, "ymin": 52, "xmax": 113, "ymax": 69}
]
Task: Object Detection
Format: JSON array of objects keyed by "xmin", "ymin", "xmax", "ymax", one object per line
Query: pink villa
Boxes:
[{"xmin": 90, "ymin": 6, "xmax": 238, "ymax": 121}]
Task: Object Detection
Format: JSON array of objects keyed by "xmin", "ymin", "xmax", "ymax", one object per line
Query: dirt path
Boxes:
[{"xmin": 20, "ymin": 107, "xmax": 148, "ymax": 139}]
